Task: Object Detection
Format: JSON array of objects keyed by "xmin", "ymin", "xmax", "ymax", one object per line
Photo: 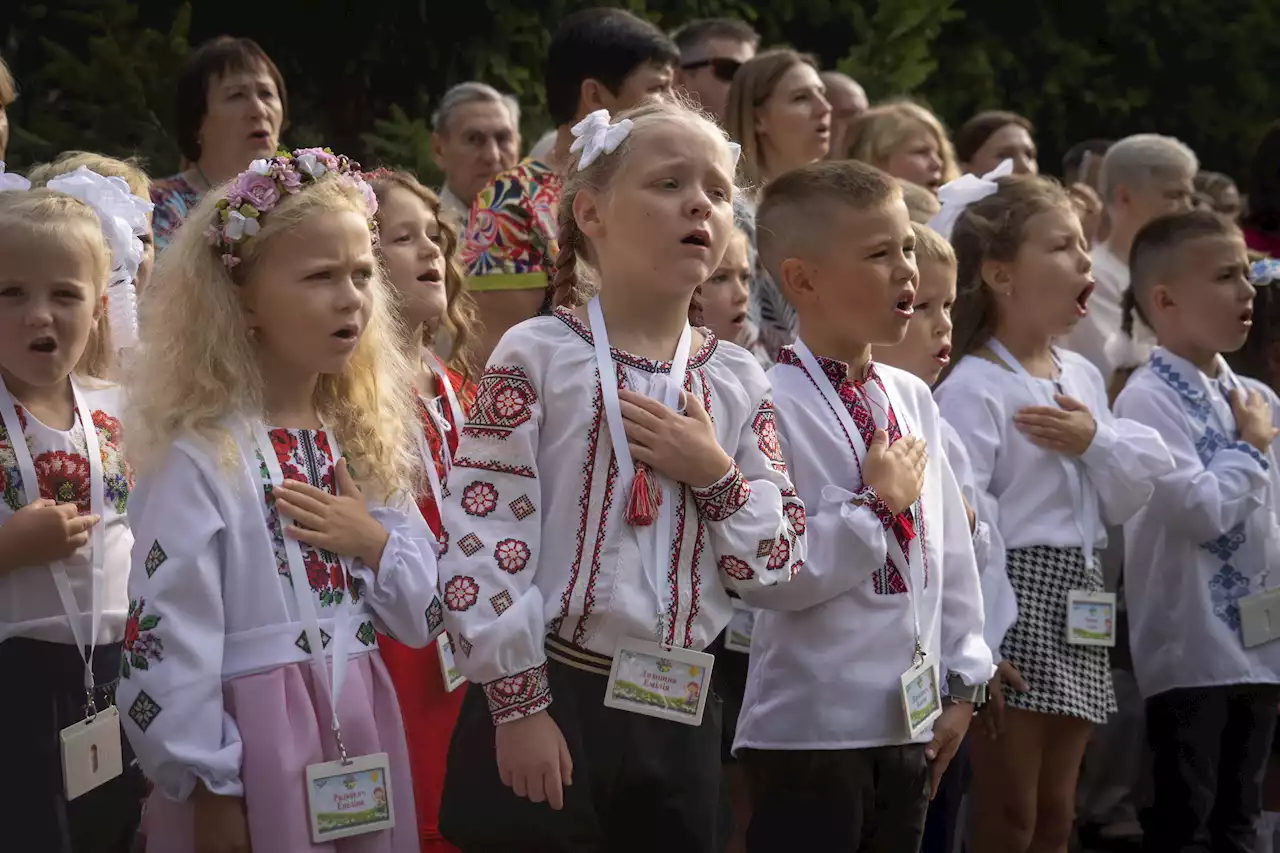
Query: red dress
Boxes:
[{"xmin": 378, "ymin": 367, "xmax": 472, "ymax": 853}]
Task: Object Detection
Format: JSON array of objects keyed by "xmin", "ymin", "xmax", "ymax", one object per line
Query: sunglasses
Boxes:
[{"xmin": 680, "ymin": 57, "xmax": 742, "ymax": 83}]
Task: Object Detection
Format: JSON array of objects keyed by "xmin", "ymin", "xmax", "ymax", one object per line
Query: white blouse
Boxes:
[
  {"xmin": 0, "ymin": 381, "xmax": 133, "ymax": 646},
  {"xmin": 438, "ymin": 309, "xmax": 806, "ymax": 725},
  {"xmin": 115, "ymin": 423, "xmax": 443, "ymax": 800},
  {"xmin": 934, "ymin": 347, "xmax": 1174, "ymax": 652},
  {"xmin": 1116, "ymin": 349, "xmax": 1280, "ymax": 699},
  {"xmin": 733, "ymin": 351, "xmax": 992, "ymax": 751}
]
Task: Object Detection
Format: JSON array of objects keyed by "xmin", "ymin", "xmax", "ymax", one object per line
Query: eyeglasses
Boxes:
[{"xmin": 680, "ymin": 57, "xmax": 742, "ymax": 83}]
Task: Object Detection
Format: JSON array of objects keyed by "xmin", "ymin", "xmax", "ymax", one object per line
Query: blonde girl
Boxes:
[
  {"xmin": 436, "ymin": 101, "xmax": 806, "ymax": 852},
  {"xmin": 0, "ymin": 180, "xmax": 145, "ymax": 850},
  {"xmin": 368, "ymin": 168, "xmax": 480, "ymax": 853},
  {"xmin": 117, "ymin": 149, "xmax": 446, "ymax": 853},
  {"xmin": 843, "ymin": 100, "xmax": 959, "ymax": 194}
]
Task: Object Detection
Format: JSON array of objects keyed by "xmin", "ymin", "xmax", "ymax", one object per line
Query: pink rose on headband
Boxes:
[
  {"xmin": 231, "ymin": 171, "xmax": 279, "ymax": 212},
  {"xmin": 296, "ymin": 147, "xmax": 340, "ymax": 174},
  {"xmin": 356, "ymin": 180, "xmax": 378, "ymax": 217},
  {"xmin": 273, "ymin": 162, "xmax": 302, "ymax": 193}
]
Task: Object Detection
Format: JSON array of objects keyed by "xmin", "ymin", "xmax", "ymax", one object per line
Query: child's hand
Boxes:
[
  {"xmin": 274, "ymin": 458, "xmax": 390, "ymax": 570},
  {"xmin": 926, "ymin": 700, "xmax": 974, "ymax": 800},
  {"xmin": 0, "ymin": 498, "xmax": 100, "ymax": 571},
  {"xmin": 193, "ymin": 784, "xmax": 252, "ymax": 853},
  {"xmin": 619, "ymin": 389, "xmax": 732, "ymax": 488},
  {"xmin": 495, "ymin": 710, "xmax": 574, "ymax": 810},
  {"xmin": 1013, "ymin": 394, "xmax": 1097, "ymax": 456},
  {"xmin": 1232, "ymin": 388, "xmax": 1279, "ymax": 453},
  {"xmin": 979, "ymin": 660, "xmax": 1028, "ymax": 740},
  {"xmin": 862, "ymin": 429, "xmax": 926, "ymax": 515}
]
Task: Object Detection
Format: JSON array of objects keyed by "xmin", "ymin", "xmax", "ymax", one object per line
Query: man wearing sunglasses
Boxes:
[{"xmin": 672, "ymin": 18, "xmax": 759, "ymax": 123}]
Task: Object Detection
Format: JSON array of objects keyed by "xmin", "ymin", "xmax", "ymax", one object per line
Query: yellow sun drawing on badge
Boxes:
[
  {"xmin": 689, "ymin": 666, "xmax": 700, "ymax": 677},
  {"xmin": 370, "ymin": 771, "xmax": 380, "ymax": 783}
]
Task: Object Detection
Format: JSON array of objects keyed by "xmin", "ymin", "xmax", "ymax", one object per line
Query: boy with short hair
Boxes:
[
  {"xmin": 1115, "ymin": 209, "xmax": 1280, "ymax": 853},
  {"xmin": 460, "ymin": 8, "xmax": 678, "ymax": 365},
  {"xmin": 733, "ymin": 162, "xmax": 993, "ymax": 852},
  {"xmin": 1065, "ymin": 133, "xmax": 1198, "ymax": 386}
]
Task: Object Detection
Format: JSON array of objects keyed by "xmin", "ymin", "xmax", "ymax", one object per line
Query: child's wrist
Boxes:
[{"xmin": 359, "ymin": 526, "xmax": 390, "ymax": 570}]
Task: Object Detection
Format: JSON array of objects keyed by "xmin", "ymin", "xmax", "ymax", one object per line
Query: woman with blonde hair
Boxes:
[
  {"xmin": 117, "ymin": 148, "xmax": 446, "ymax": 852},
  {"xmin": 723, "ymin": 49, "xmax": 832, "ymax": 360},
  {"xmin": 843, "ymin": 99, "xmax": 958, "ymax": 194}
]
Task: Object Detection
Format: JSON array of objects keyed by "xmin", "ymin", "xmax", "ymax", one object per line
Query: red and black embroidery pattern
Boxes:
[
  {"xmin": 495, "ymin": 538, "xmax": 532, "ymax": 573},
  {"xmin": 720, "ymin": 555, "xmax": 755, "ymax": 581},
  {"xmin": 462, "ymin": 481, "xmax": 499, "ymax": 517},
  {"xmin": 459, "ymin": 533, "xmax": 484, "ymax": 557},
  {"xmin": 490, "ymin": 589, "xmax": 514, "ymax": 615},
  {"xmin": 751, "ymin": 401, "xmax": 787, "ymax": 474},
  {"xmin": 453, "ymin": 456, "xmax": 536, "ymax": 479},
  {"xmin": 509, "ymin": 494, "xmax": 536, "ymax": 519},
  {"xmin": 35, "ymin": 450, "xmax": 91, "ymax": 512},
  {"xmin": 444, "ymin": 575, "xmax": 480, "ymax": 611},
  {"xmin": 691, "ymin": 463, "xmax": 751, "ymax": 522},
  {"xmin": 483, "ymin": 662, "xmax": 552, "ymax": 724},
  {"xmin": 563, "ymin": 368, "xmax": 614, "ymax": 646},
  {"xmin": 463, "ymin": 366, "xmax": 537, "ymax": 441}
]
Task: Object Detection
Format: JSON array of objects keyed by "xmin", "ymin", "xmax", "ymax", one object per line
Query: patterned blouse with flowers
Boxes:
[
  {"xmin": 0, "ymin": 382, "xmax": 134, "ymax": 646},
  {"xmin": 460, "ymin": 158, "xmax": 563, "ymax": 282},
  {"xmin": 149, "ymin": 173, "xmax": 202, "ymax": 252}
]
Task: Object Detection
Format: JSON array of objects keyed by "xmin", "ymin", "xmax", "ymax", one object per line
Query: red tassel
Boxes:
[
  {"xmin": 625, "ymin": 462, "xmax": 661, "ymax": 526},
  {"xmin": 892, "ymin": 510, "xmax": 916, "ymax": 543}
]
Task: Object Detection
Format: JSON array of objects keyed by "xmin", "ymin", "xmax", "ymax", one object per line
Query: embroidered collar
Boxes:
[
  {"xmin": 1149, "ymin": 347, "xmax": 1234, "ymax": 408},
  {"xmin": 553, "ymin": 306, "xmax": 718, "ymax": 373},
  {"xmin": 777, "ymin": 346, "xmax": 879, "ymax": 388}
]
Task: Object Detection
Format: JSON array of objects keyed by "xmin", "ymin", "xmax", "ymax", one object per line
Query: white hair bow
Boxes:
[
  {"xmin": 47, "ymin": 167, "xmax": 155, "ymax": 350},
  {"xmin": 0, "ymin": 162, "xmax": 30, "ymax": 193},
  {"xmin": 570, "ymin": 109, "xmax": 634, "ymax": 170},
  {"xmin": 927, "ymin": 158, "xmax": 1016, "ymax": 241},
  {"xmin": 727, "ymin": 141, "xmax": 742, "ymax": 169}
]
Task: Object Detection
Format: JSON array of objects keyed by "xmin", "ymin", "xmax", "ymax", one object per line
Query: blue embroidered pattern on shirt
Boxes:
[
  {"xmin": 1195, "ymin": 429, "xmax": 1232, "ymax": 466},
  {"xmin": 1150, "ymin": 355, "xmax": 1211, "ymax": 424},
  {"xmin": 1202, "ymin": 522, "xmax": 1248, "ymax": 561},
  {"xmin": 1209, "ymin": 564, "xmax": 1250, "ymax": 631}
]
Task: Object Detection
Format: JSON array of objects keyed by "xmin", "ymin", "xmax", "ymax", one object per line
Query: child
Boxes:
[
  {"xmin": 116, "ymin": 149, "xmax": 447, "ymax": 852},
  {"xmin": 1064, "ymin": 133, "xmax": 1198, "ymax": 387},
  {"xmin": 1113, "ymin": 209, "xmax": 1280, "ymax": 852},
  {"xmin": 693, "ymin": 215, "xmax": 771, "ymax": 367},
  {"xmin": 369, "ymin": 168, "xmax": 480, "ymax": 853},
  {"xmin": 0, "ymin": 176, "xmax": 147, "ymax": 852},
  {"xmin": 933, "ymin": 172, "xmax": 1174, "ymax": 853},
  {"xmin": 731, "ymin": 161, "xmax": 992, "ymax": 852},
  {"xmin": 437, "ymin": 101, "xmax": 806, "ymax": 853}
]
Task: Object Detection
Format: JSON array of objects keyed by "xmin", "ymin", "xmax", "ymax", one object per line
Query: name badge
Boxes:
[
  {"xmin": 60, "ymin": 705, "xmax": 123, "ymax": 800},
  {"xmin": 604, "ymin": 638, "xmax": 715, "ymax": 727},
  {"xmin": 305, "ymin": 752, "xmax": 395, "ymax": 843},
  {"xmin": 437, "ymin": 634, "xmax": 466, "ymax": 693},
  {"xmin": 900, "ymin": 658, "xmax": 943, "ymax": 739},
  {"xmin": 1240, "ymin": 588, "xmax": 1280, "ymax": 648},
  {"xmin": 724, "ymin": 600, "xmax": 755, "ymax": 654},
  {"xmin": 1066, "ymin": 590, "xmax": 1117, "ymax": 647}
]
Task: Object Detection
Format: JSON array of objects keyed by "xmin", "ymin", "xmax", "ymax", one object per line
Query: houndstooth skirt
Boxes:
[{"xmin": 1001, "ymin": 545, "xmax": 1118, "ymax": 724}]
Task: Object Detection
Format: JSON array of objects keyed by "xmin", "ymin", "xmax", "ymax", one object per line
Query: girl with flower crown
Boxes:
[
  {"xmin": 435, "ymin": 101, "xmax": 806, "ymax": 852},
  {"xmin": 0, "ymin": 167, "xmax": 150, "ymax": 852},
  {"xmin": 116, "ymin": 149, "xmax": 446, "ymax": 853},
  {"xmin": 367, "ymin": 169, "xmax": 480, "ymax": 853}
]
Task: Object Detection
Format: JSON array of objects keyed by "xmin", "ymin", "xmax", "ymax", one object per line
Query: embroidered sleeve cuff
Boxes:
[
  {"xmin": 692, "ymin": 462, "xmax": 752, "ymax": 522},
  {"xmin": 852, "ymin": 486, "xmax": 896, "ymax": 531},
  {"xmin": 483, "ymin": 662, "xmax": 553, "ymax": 725},
  {"xmin": 1233, "ymin": 441, "xmax": 1271, "ymax": 471}
]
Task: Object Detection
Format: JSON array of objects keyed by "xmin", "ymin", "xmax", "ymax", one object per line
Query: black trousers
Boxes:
[
  {"xmin": 740, "ymin": 744, "xmax": 930, "ymax": 853},
  {"xmin": 1143, "ymin": 684, "xmax": 1280, "ymax": 853},
  {"xmin": 921, "ymin": 735, "xmax": 970, "ymax": 853},
  {"xmin": 0, "ymin": 637, "xmax": 146, "ymax": 853},
  {"xmin": 440, "ymin": 653, "xmax": 727, "ymax": 853}
]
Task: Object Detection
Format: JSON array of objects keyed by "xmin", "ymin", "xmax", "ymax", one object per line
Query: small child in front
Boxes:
[
  {"xmin": 732, "ymin": 161, "xmax": 994, "ymax": 852},
  {"xmin": 1114, "ymin": 210, "xmax": 1280, "ymax": 853}
]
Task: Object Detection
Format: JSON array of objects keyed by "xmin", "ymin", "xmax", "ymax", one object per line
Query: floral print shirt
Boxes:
[
  {"xmin": 460, "ymin": 158, "xmax": 563, "ymax": 280},
  {"xmin": 150, "ymin": 173, "xmax": 202, "ymax": 252},
  {"xmin": 0, "ymin": 381, "xmax": 133, "ymax": 645}
]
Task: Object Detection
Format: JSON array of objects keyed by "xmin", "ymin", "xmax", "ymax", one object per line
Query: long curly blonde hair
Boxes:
[
  {"xmin": 127, "ymin": 174, "xmax": 419, "ymax": 500},
  {"xmin": 367, "ymin": 170, "xmax": 480, "ymax": 386},
  {"xmin": 0, "ymin": 189, "xmax": 115, "ymax": 380}
]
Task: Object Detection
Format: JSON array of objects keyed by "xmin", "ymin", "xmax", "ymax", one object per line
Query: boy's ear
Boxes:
[
  {"xmin": 579, "ymin": 78, "xmax": 608, "ymax": 116},
  {"xmin": 777, "ymin": 257, "xmax": 813, "ymax": 306},
  {"xmin": 1151, "ymin": 282, "xmax": 1177, "ymax": 312}
]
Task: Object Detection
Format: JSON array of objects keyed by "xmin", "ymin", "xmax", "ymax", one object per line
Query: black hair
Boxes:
[
  {"xmin": 545, "ymin": 8, "xmax": 679, "ymax": 128},
  {"xmin": 176, "ymin": 36, "xmax": 287, "ymax": 164},
  {"xmin": 1243, "ymin": 120, "xmax": 1280, "ymax": 236},
  {"xmin": 670, "ymin": 18, "xmax": 760, "ymax": 56},
  {"xmin": 954, "ymin": 110, "xmax": 1034, "ymax": 165}
]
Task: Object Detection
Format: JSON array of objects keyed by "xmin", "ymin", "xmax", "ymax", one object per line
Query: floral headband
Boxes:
[
  {"xmin": 210, "ymin": 147, "xmax": 378, "ymax": 268},
  {"xmin": 569, "ymin": 108, "xmax": 742, "ymax": 172}
]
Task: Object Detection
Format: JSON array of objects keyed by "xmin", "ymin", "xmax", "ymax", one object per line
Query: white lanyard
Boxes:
[
  {"xmin": 0, "ymin": 377, "xmax": 105, "ymax": 706},
  {"xmin": 587, "ymin": 296, "xmax": 692, "ymax": 644},
  {"xmin": 985, "ymin": 339, "xmax": 1098, "ymax": 567},
  {"xmin": 1204, "ymin": 354, "xmax": 1245, "ymax": 438},
  {"xmin": 414, "ymin": 355, "xmax": 462, "ymax": 515},
  {"xmin": 423, "ymin": 350, "xmax": 465, "ymax": 464},
  {"xmin": 252, "ymin": 424, "xmax": 355, "ymax": 758},
  {"xmin": 793, "ymin": 340, "xmax": 925, "ymax": 652}
]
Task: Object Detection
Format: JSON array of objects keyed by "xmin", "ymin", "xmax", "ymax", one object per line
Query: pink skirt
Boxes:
[{"xmin": 144, "ymin": 652, "xmax": 418, "ymax": 853}]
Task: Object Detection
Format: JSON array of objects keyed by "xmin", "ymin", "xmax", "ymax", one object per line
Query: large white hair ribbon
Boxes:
[
  {"xmin": 928, "ymin": 158, "xmax": 1015, "ymax": 241},
  {"xmin": 0, "ymin": 161, "xmax": 30, "ymax": 193},
  {"xmin": 47, "ymin": 167, "xmax": 154, "ymax": 350},
  {"xmin": 570, "ymin": 109, "xmax": 635, "ymax": 170}
]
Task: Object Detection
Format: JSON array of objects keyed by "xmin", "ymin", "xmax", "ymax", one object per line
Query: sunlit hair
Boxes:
[
  {"xmin": 28, "ymin": 151, "xmax": 152, "ymax": 200},
  {"xmin": 900, "ymin": 179, "xmax": 940, "ymax": 223},
  {"xmin": 912, "ymin": 222, "xmax": 955, "ymax": 268},
  {"xmin": 723, "ymin": 49, "xmax": 819, "ymax": 191},
  {"xmin": 0, "ymin": 189, "xmax": 114, "ymax": 379},
  {"xmin": 842, "ymin": 100, "xmax": 959, "ymax": 185},
  {"xmin": 0, "ymin": 55, "xmax": 15, "ymax": 106},
  {"xmin": 368, "ymin": 170, "xmax": 480, "ymax": 386},
  {"xmin": 1098, "ymin": 133, "xmax": 1198, "ymax": 207},
  {"xmin": 940, "ymin": 175, "xmax": 1072, "ymax": 384},
  {"xmin": 127, "ymin": 174, "xmax": 419, "ymax": 499},
  {"xmin": 546, "ymin": 97, "xmax": 735, "ymax": 312}
]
